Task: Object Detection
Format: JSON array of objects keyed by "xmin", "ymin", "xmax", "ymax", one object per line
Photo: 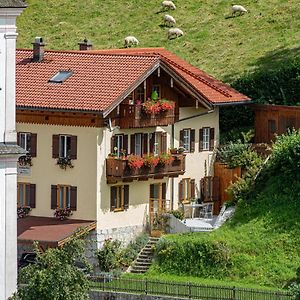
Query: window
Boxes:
[
  {"xmin": 110, "ymin": 185, "xmax": 129, "ymax": 211},
  {"xmin": 199, "ymin": 128, "xmax": 214, "ymax": 152},
  {"xmin": 135, "ymin": 133, "xmax": 142, "ymax": 156},
  {"xmin": 135, "ymin": 84, "xmax": 145, "ymax": 102},
  {"xmin": 17, "ymin": 183, "xmax": 36, "ymax": 208},
  {"xmin": 179, "ymin": 129, "xmax": 195, "ymax": 153},
  {"xmin": 51, "ymin": 185, "xmax": 77, "ymax": 210},
  {"xmin": 59, "ymin": 135, "xmax": 71, "ymax": 158},
  {"xmin": 52, "ymin": 135, "xmax": 77, "ymax": 159},
  {"xmin": 178, "ymin": 178, "xmax": 195, "ymax": 203},
  {"xmin": 111, "ymin": 134, "xmax": 128, "ymax": 157},
  {"xmin": 49, "ymin": 71, "xmax": 73, "ymax": 83},
  {"xmin": 151, "ymin": 84, "xmax": 161, "ymax": 99},
  {"xmin": 17, "ymin": 132, "xmax": 37, "ymax": 157},
  {"xmin": 149, "ymin": 183, "xmax": 167, "ymax": 215}
]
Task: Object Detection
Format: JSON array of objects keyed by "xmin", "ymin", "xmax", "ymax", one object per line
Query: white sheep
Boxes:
[
  {"xmin": 232, "ymin": 5, "xmax": 248, "ymax": 15},
  {"xmin": 168, "ymin": 28, "xmax": 183, "ymax": 39},
  {"xmin": 162, "ymin": 1, "xmax": 176, "ymax": 10},
  {"xmin": 124, "ymin": 36, "xmax": 139, "ymax": 48},
  {"xmin": 164, "ymin": 14, "xmax": 176, "ymax": 27}
]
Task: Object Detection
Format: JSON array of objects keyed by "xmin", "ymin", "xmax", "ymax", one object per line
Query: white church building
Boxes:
[{"xmin": 0, "ymin": 1, "xmax": 27, "ymax": 299}]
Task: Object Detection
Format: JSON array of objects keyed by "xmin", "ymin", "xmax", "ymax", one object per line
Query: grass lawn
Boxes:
[{"xmin": 17, "ymin": 0, "xmax": 300, "ymax": 82}]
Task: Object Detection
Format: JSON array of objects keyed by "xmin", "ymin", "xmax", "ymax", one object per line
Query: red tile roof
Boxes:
[
  {"xmin": 16, "ymin": 47, "xmax": 250, "ymax": 113},
  {"xmin": 18, "ymin": 216, "xmax": 96, "ymax": 247}
]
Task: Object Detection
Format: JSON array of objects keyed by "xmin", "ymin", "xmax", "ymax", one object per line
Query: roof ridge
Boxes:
[{"xmin": 157, "ymin": 51, "xmax": 232, "ymax": 98}]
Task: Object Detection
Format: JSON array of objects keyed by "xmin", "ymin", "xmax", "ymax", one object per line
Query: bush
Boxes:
[{"xmin": 169, "ymin": 210, "xmax": 184, "ymax": 220}]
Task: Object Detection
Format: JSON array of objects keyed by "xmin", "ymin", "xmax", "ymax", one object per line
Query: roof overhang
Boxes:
[
  {"xmin": 212, "ymin": 100, "xmax": 253, "ymax": 106},
  {"xmin": 17, "ymin": 216, "xmax": 96, "ymax": 248}
]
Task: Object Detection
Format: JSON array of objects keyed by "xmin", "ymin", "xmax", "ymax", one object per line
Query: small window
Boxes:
[
  {"xmin": 17, "ymin": 183, "xmax": 31, "ymax": 207},
  {"xmin": 135, "ymin": 84, "xmax": 145, "ymax": 102},
  {"xmin": 59, "ymin": 135, "xmax": 72, "ymax": 158},
  {"xmin": 57, "ymin": 185, "xmax": 71, "ymax": 209},
  {"xmin": 179, "ymin": 178, "xmax": 195, "ymax": 203},
  {"xmin": 151, "ymin": 84, "xmax": 161, "ymax": 99},
  {"xmin": 183, "ymin": 129, "xmax": 191, "ymax": 152},
  {"xmin": 19, "ymin": 133, "xmax": 31, "ymax": 152},
  {"xmin": 202, "ymin": 127, "xmax": 210, "ymax": 151},
  {"xmin": 110, "ymin": 185, "xmax": 129, "ymax": 211},
  {"xmin": 49, "ymin": 71, "xmax": 73, "ymax": 83},
  {"xmin": 135, "ymin": 133, "xmax": 142, "ymax": 156}
]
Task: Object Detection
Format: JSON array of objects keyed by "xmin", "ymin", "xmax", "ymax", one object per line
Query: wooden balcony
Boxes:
[
  {"xmin": 106, "ymin": 155, "xmax": 186, "ymax": 183},
  {"xmin": 119, "ymin": 104, "xmax": 176, "ymax": 129}
]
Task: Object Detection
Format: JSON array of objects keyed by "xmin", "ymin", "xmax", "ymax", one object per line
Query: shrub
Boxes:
[{"xmin": 169, "ymin": 209, "xmax": 184, "ymax": 220}]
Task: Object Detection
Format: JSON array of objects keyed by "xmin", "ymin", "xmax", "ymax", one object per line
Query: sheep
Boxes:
[
  {"xmin": 168, "ymin": 28, "xmax": 183, "ymax": 39},
  {"xmin": 232, "ymin": 5, "xmax": 248, "ymax": 16},
  {"xmin": 164, "ymin": 14, "xmax": 176, "ymax": 27},
  {"xmin": 124, "ymin": 36, "xmax": 139, "ymax": 48},
  {"xmin": 161, "ymin": 1, "xmax": 176, "ymax": 10}
]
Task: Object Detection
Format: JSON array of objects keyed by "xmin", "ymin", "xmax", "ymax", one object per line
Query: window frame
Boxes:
[
  {"xmin": 59, "ymin": 135, "xmax": 72, "ymax": 158},
  {"xmin": 202, "ymin": 127, "xmax": 210, "ymax": 151},
  {"xmin": 57, "ymin": 185, "xmax": 71, "ymax": 209},
  {"xmin": 17, "ymin": 182, "xmax": 31, "ymax": 208},
  {"xmin": 111, "ymin": 185, "xmax": 129, "ymax": 212},
  {"xmin": 151, "ymin": 84, "xmax": 161, "ymax": 99},
  {"xmin": 135, "ymin": 133, "xmax": 143, "ymax": 156},
  {"xmin": 49, "ymin": 70, "xmax": 73, "ymax": 83},
  {"xmin": 19, "ymin": 132, "xmax": 31, "ymax": 152},
  {"xmin": 183, "ymin": 129, "xmax": 191, "ymax": 152}
]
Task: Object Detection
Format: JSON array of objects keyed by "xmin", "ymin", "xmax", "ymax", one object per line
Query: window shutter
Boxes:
[
  {"xmin": 209, "ymin": 128, "xmax": 215, "ymax": 151},
  {"xmin": 30, "ymin": 133, "xmax": 37, "ymax": 157},
  {"xmin": 110, "ymin": 186, "xmax": 117, "ymax": 211},
  {"xmin": 124, "ymin": 185, "xmax": 129, "ymax": 209},
  {"xmin": 70, "ymin": 136, "xmax": 77, "ymax": 159},
  {"xmin": 161, "ymin": 132, "xmax": 167, "ymax": 153},
  {"xmin": 51, "ymin": 185, "xmax": 58, "ymax": 209},
  {"xmin": 162, "ymin": 183, "xmax": 166, "ymax": 200},
  {"xmin": 123, "ymin": 135, "xmax": 128, "ymax": 155},
  {"xmin": 150, "ymin": 184, "xmax": 155, "ymax": 199},
  {"xmin": 149, "ymin": 133, "xmax": 155, "ymax": 154},
  {"xmin": 190, "ymin": 129, "xmax": 195, "ymax": 153},
  {"xmin": 70, "ymin": 186, "xmax": 77, "ymax": 211},
  {"xmin": 17, "ymin": 132, "xmax": 20, "ymax": 146},
  {"xmin": 199, "ymin": 129, "xmax": 204, "ymax": 152},
  {"xmin": 111, "ymin": 136, "xmax": 116, "ymax": 154},
  {"xmin": 29, "ymin": 184, "xmax": 36, "ymax": 208},
  {"xmin": 200, "ymin": 178, "xmax": 205, "ymax": 201},
  {"xmin": 190, "ymin": 179, "xmax": 195, "ymax": 199},
  {"xmin": 178, "ymin": 180, "xmax": 183, "ymax": 202},
  {"xmin": 179, "ymin": 130, "xmax": 184, "ymax": 148},
  {"xmin": 52, "ymin": 135, "xmax": 59, "ymax": 158},
  {"xmin": 143, "ymin": 133, "xmax": 148, "ymax": 155},
  {"xmin": 130, "ymin": 134, "xmax": 136, "ymax": 154},
  {"xmin": 212, "ymin": 176, "xmax": 220, "ymax": 202},
  {"xmin": 25, "ymin": 184, "xmax": 30, "ymax": 206}
]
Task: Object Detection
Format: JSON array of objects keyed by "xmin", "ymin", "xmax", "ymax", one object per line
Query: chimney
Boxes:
[
  {"xmin": 32, "ymin": 37, "xmax": 45, "ymax": 62},
  {"xmin": 78, "ymin": 39, "xmax": 93, "ymax": 51}
]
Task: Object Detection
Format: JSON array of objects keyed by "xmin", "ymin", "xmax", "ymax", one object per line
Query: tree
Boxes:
[{"xmin": 17, "ymin": 237, "xmax": 90, "ymax": 300}]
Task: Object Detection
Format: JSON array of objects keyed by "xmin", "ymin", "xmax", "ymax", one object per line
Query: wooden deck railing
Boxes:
[
  {"xmin": 106, "ymin": 155, "xmax": 185, "ymax": 183},
  {"xmin": 119, "ymin": 104, "xmax": 176, "ymax": 128}
]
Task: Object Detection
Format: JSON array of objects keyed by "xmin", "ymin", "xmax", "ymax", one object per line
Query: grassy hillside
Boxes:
[
  {"xmin": 150, "ymin": 131, "xmax": 300, "ymax": 288},
  {"xmin": 17, "ymin": 0, "xmax": 300, "ymax": 82}
]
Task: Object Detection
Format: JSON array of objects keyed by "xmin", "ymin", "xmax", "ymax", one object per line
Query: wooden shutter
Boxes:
[
  {"xmin": 110, "ymin": 186, "xmax": 117, "ymax": 211},
  {"xmin": 70, "ymin": 186, "xmax": 77, "ymax": 211},
  {"xmin": 29, "ymin": 184, "xmax": 36, "ymax": 208},
  {"xmin": 143, "ymin": 133, "xmax": 148, "ymax": 155},
  {"xmin": 124, "ymin": 185, "xmax": 129, "ymax": 209},
  {"xmin": 130, "ymin": 134, "xmax": 136, "ymax": 155},
  {"xmin": 30, "ymin": 133, "xmax": 37, "ymax": 157},
  {"xmin": 149, "ymin": 133, "xmax": 155, "ymax": 154},
  {"xmin": 123, "ymin": 135, "xmax": 128, "ymax": 155},
  {"xmin": 209, "ymin": 128, "xmax": 215, "ymax": 151},
  {"xmin": 179, "ymin": 130, "xmax": 184, "ymax": 147},
  {"xmin": 25, "ymin": 184, "xmax": 30, "ymax": 206},
  {"xmin": 161, "ymin": 183, "xmax": 166, "ymax": 199},
  {"xmin": 178, "ymin": 180, "xmax": 183, "ymax": 202},
  {"xmin": 150, "ymin": 184, "xmax": 155, "ymax": 199},
  {"xmin": 161, "ymin": 132, "xmax": 167, "ymax": 153},
  {"xmin": 17, "ymin": 133, "xmax": 20, "ymax": 146},
  {"xmin": 111, "ymin": 136, "xmax": 116, "ymax": 154},
  {"xmin": 51, "ymin": 185, "xmax": 58, "ymax": 209},
  {"xmin": 52, "ymin": 135, "xmax": 59, "ymax": 158},
  {"xmin": 70, "ymin": 136, "xmax": 77, "ymax": 159},
  {"xmin": 200, "ymin": 178, "xmax": 205, "ymax": 201},
  {"xmin": 199, "ymin": 129, "xmax": 204, "ymax": 152},
  {"xmin": 212, "ymin": 176, "xmax": 220, "ymax": 202},
  {"xmin": 190, "ymin": 179, "xmax": 195, "ymax": 199},
  {"xmin": 190, "ymin": 129, "xmax": 195, "ymax": 153}
]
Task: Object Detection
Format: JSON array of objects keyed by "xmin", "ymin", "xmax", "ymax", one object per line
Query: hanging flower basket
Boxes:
[
  {"xmin": 18, "ymin": 154, "xmax": 33, "ymax": 167},
  {"xmin": 17, "ymin": 206, "xmax": 31, "ymax": 219},
  {"xmin": 57, "ymin": 156, "xmax": 74, "ymax": 170},
  {"xmin": 54, "ymin": 207, "xmax": 73, "ymax": 221}
]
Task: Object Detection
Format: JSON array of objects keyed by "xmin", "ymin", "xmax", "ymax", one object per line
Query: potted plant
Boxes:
[
  {"xmin": 57, "ymin": 156, "xmax": 74, "ymax": 170},
  {"xmin": 159, "ymin": 153, "xmax": 174, "ymax": 166},
  {"xmin": 54, "ymin": 207, "xmax": 72, "ymax": 221},
  {"xmin": 18, "ymin": 154, "xmax": 33, "ymax": 167},
  {"xmin": 17, "ymin": 206, "xmax": 31, "ymax": 219},
  {"xmin": 177, "ymin": 147, "xmax": 186, "ymax": 154},
  {"xmin": 127, "ymin": 155, "xmax": 144, "ymax": 169},
  {"xmin": 169, "ymin": 148, "xmax": 178, "ymax": 155},
  {"xmin": 143, "ymin": 155, "xmax": 159, "ymax": 168}
]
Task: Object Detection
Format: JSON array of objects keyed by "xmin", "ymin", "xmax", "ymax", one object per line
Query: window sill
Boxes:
[
  {"xmin": 113, "ymin": 208, "xmax": 125, "ymax": 212},
  {"xmin": 181, "ymin": 200, "xmax": 190, "ymax": 204}
]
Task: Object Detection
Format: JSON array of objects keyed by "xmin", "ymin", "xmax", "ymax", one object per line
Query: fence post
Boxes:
[
  {"xmin": 145, "ymin": 278, "xmax": 148, "ymax": 295},
  {"xmin": 188, "ymin": 282, "xmax": 192, "ymax": 299},
  {"xmin": 232, "ymin": 286, "xmax": 236, "ymax": 300}
]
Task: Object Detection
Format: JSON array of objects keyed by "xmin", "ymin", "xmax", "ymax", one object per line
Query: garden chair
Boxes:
[{"xmin": 199, "ymin": 202, "xmax": 214, "ymax": 219}]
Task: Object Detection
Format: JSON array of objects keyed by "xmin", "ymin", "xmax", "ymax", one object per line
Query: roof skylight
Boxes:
[{"xmin": 48, "ymin": 70, "xmax": 73, "ymax": 83}]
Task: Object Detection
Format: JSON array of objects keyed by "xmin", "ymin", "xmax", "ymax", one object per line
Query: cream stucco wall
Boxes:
[{"xmin": 16, "ymin": 123, "xmax": 98, "ymax": 220}]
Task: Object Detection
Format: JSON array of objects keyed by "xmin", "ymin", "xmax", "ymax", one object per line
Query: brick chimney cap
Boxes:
[
  {"xmin": 78, "ymin": 39, "xmax": 92, "ymax": 46},
  {"xmin": 32, "ymin": 36, "xmax": 45, "ymax": 45}
]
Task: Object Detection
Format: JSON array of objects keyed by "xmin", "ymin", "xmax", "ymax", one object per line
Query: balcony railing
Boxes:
[
  {"xmin": 119, "ymin": 104, "xmax": 176, "ymax": 129},
  {"xmin": 106, "ymin": 154, "xmax": 186, "ymax": 183}
]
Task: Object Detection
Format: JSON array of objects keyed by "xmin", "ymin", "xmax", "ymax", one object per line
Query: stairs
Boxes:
[{"xmin": 130, "ymin": 237, "xmax": 159, "ymax": 274}]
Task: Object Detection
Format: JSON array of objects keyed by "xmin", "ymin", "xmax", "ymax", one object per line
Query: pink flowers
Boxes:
[
  {"xmin": 143, "ymin": 155, "xmax": 160, "ymax": 167},
  {"xmin": 127, "ymin": 155, "xmax": 144, "ymax": 169},
  {"xmin": 54, "ymin": 207, "xmax": 73, "ymax": 221},
  {"xmin": 142, "ymin": 99, "xmax": 174, "ymax": 115}
]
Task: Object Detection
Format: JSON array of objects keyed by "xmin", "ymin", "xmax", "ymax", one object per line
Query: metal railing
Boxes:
[{"xmin": 89, "ymin": 276, "xmax": 294, "ymax": 300}]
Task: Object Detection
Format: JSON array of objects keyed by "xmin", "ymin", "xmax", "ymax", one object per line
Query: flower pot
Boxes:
[{"xmin": 150, "ymin": 230, "xmax": 162, "ymax": 237}]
